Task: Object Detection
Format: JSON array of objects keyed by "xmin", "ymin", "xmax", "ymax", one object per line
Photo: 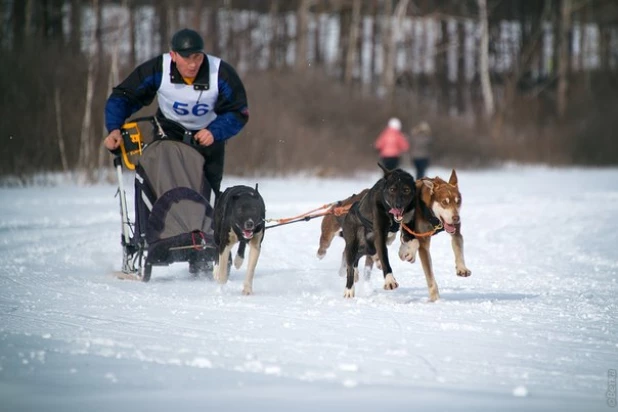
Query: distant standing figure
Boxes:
[
  {"xmin": 374, "ymin": 117, "xmax": 409, "ymax": 171},
  {"xmin": 410, "ymin": 121, "xmax": 432, "ymax": 178}
]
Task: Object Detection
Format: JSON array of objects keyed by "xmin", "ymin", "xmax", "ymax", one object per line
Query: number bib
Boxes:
[{"xmin": 158, "ymin": 53, "xmax": 220, "ymax": 131}]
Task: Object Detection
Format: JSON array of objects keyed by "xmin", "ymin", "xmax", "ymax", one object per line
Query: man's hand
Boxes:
[
  {"xmin": 194, "ymin": 129, "xmax": 214, "ymax": 146},
  {"xmin": 104, "ymin": 129, "xmax": 122, "ymax": 150}
]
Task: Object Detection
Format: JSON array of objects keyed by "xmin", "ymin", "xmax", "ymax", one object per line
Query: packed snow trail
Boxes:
[{"xmin": 1, "ymin": 166, "xmax": 617, "ymax": 411}]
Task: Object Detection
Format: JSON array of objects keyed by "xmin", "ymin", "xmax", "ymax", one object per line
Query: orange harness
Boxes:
[
  {"xmin": 266, "ymin": 201, "xmax": 443, "ymax": 238},
  {"xmin": 400, "ymin": 220, "xmax": 443, "ymax": 238}
]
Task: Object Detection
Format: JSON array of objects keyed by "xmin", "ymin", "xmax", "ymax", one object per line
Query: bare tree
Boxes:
[
  {"xmin": 267, "ymin": 0, "xmax": 280, "ymax": 69},
  {"xmin": 99, "ymin": 1, "xmax": 126, "ymax": 172},
  {"xmin": 206, "ymin": 0, "xmax": 221, "ymax": 56},
  {"xmin": 436, "ymin": 16, "xmax": 450, "ymax": 113},
  {"xmin": 11, "ymin": 0, "xmax": 26, "ymax": 50},
  {"xmin": 192, "ymin": 0, "xmax": 205, "ymax": 33},
  {"xmin": 24, "ymin": 0, "xmax": 33, "ymax": 37},
  {"xmin": 343, "ymin": 0, "xmax": 361, "ymax": 84},
  {"xmin": 557, "ymin": 0, "xmax": 572, "ymax": 117},
  {"xmin": 477, "ymin": 0, "xmax": 494, "ymax": 117},
  {"xmin": 381, "ymin": 0, "xmax": 409, "ymax": 98},
  {"xmin": 456, "ymin": 16, "xmax": 467, "ymax": 115},
  {"xmin": 70, "ymin": 0, "xmax": 82, "ymax": 54},
  {"xmin": 313, "ymin": 0, "xmax": 324, "ymax": 66},
  {"xmin": 54, "ymin": 87, "xmax": 69, "ymax": 173},
  {"xmin": 295, "ymin": 0, "xmax": 311, "ymax": 71},
  {"xmin": 157, "ymin": 0, "xmax": 169, "ymax": 54},
  {"xmin": 128, "ymin": 0, "xmax": 136, "ymax": 69},
  {"xmin": 78, "ymin": 0, "xmax": 100, "ymax": 171}
]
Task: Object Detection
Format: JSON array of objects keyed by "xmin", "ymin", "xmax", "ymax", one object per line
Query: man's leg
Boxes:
[
  {"xmin": 199, "ymin": 141, "xmax": 226, "ymax": 204},
  {"xmin": 190, "ymin": 141, "xmax": 225, "ymax": 275}
]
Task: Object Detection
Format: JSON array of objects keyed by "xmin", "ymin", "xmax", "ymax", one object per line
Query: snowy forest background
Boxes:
[{"xmin": 2, "ymin": 0, "xmax": 618, "ymax": 181}]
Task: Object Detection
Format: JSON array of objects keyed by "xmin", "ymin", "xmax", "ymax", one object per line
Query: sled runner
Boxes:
[{"xmin": 114, "ymin": 116, "xmax": 216, "ymax": 281}]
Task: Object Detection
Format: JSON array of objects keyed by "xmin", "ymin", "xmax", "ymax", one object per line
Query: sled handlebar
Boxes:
[
  {"xmin": 127, "ymin": 116, "xmax": 193, "ymax": 139},
  {"xmin": 114, "ymin": 116, "xmax": 198, "ymax": 170}
]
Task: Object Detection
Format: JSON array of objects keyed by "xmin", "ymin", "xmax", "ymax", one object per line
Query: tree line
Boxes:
[{"xmin": 1, "ymin": 0, "xmax": 617, "ymax": 182}]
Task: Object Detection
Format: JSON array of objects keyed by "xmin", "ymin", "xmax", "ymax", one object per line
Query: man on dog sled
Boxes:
[
  {"xmin": 103, "ymin": 28, "xmax": 249, "ymax": 201},
  {"xmin": 103, "ymin": 28, "xmax": 249, "ymax": 275}
]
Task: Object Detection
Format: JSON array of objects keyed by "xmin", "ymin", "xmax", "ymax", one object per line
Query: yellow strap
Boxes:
[{"xmin": 119, "ymin": 122, "xmax": 144, "ymax": 170}]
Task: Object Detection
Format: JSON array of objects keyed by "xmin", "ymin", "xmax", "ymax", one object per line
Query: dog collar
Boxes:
[{"xmin": 420, "ymin": 201, "xmax": 444, "ymax": 235}]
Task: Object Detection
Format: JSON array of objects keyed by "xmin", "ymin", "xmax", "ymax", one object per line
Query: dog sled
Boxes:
[{"xmin": 113, "ymin": 116, "xmax": 216, "ymax": 281}]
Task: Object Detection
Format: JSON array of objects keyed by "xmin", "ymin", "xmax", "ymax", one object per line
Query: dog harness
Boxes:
[
  {"xmin": 418, "ymin": 200, "xmax": 444, "ymax": 236},
  {"xmin": 349, "ymin": 201, "xmax": 399, "ymax": 233}
]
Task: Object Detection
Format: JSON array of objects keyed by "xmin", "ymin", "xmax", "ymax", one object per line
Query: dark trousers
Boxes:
[
  {"xmin": 195, "ymin": 140, "xmax": 225, "ymax": 202},
  {"xmin": 380, "ymin": 157, "xmax": 400, "ymax": 171},
  {"xmin": 413, "ymin": 157, "xmax": 429, "ymax": 179}
]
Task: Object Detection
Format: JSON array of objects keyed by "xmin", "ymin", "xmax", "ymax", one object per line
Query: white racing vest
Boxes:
[{"xmin": 158, "ymin": 53, "xmax": 220, "ymax": 131}]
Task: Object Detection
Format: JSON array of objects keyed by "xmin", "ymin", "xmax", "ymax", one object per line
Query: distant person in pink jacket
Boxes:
[{"xmin": 374, "ymin": 117, "xmax": 409, "ymax": 171}]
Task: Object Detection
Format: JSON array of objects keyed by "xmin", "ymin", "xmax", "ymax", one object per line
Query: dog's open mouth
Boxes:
[
  {"xmin": 441, "ymin": 218, "xmax": 457, "ymax": 234},
  {"xmin": 242, "ymin": 230, "xmax": 254, "ymax": 239},
  {"xmin": 389, "ymin": 208, "xmax": 404, "ymax": 223}
]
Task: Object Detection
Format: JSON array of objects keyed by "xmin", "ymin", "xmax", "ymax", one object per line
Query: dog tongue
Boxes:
[
  {"xmin": 443, "ymin": 222, "xmax": 456, "ymax": 234},
  {"xmin": 389, "ymin": 208, "xmax": 404, "ymax": 219},
  {"xmin": 242, "ymin": 230, "xmax": 254, "ymax": 239}
]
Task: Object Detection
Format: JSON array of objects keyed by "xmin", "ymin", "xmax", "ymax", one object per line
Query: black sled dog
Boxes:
[
  {"xmin": 213, "ymin": 184, "xmax": 266, "ymax": 295},
  {"xmin": 341, "ymin": 164, "xmax": 416, "ymax": 297}
]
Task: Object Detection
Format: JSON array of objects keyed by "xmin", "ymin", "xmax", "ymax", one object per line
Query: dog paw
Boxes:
[
  {"xmin": 383, "ymin": 273, "xmax": 399, "ymax": 290},
  {"xmin": 398, "ymin": 239, "xmax": 419, "ymax": 263},
  {"xmin": 456, "ymin": 266, "xmax": 471, "ymax": 277},
  {"xmin": 242, "ymin": 286, "xmax": 253, "ymax": 295},
  {"xmin": 317, "ymin": 249, "xmax": 326, "ymax": 260},
  {"xmin": 343, "ymin": 287, "xmax": 355, "ymax": 298}
]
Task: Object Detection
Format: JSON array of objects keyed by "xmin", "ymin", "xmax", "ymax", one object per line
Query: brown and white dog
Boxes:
[
  {"xmin": 316, "ymin": 189, "xmax": 376, "ymax": 278},
  {"xmin": 399, "ymin": 169, "xmax": 471, "ymax": 301}
]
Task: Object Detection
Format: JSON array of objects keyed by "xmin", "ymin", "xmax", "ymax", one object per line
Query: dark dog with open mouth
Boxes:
[
  {"xmin": 213, "ymin": 184, "xmax": 266, "ymax": 295},
  {"xmin": 398, "ymin": 170, "xmax": 471, "ymax": 301},
  {"xmin": 341, "ymin": 164, "xmax": 416, "ymax": 298}
]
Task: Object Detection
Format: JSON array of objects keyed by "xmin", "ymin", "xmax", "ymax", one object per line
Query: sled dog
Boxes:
[
  {"xmin": 316, "ymin": 189, "xmax": 377, "ymax": 278},
  {"xmin": 213, "ymin": 184, "xmax": 266, "ymax": 295},
  {"xmin": 341, "ymin": 164, "xmax": 416, "ymax": 297},
  {"xmin": 398, "ymin": 169, "xmax": 471, "ymax": 301}
]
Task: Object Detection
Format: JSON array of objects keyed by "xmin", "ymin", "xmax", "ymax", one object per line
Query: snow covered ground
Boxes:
[{"xmin": 1, "ymin": 165, "xmax": 617, "ymax": 412}]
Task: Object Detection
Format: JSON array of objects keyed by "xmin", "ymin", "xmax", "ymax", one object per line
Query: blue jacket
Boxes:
[{"xmin": 104, "ymin": 54, "xmax": 249, "ymax": 142}]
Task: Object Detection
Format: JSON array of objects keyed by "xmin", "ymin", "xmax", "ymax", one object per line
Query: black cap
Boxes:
[{"xmin": 171, "ymin": 28, "xmax": 204, "ymax": 57}]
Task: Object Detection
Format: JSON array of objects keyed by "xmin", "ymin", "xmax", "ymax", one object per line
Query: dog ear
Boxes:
[
  {"xmin": 255, "ymin": 183, "xmax": 259, "ymax": 193},
  {"xmin": 449, "ymin": 169, "xmax": 458, "ymax": 186},
  {"xmin": 378, "ymin": 162, "xmax": 391, "ymax": 175},
  {"xmin": 421, "ymin": 179, "xmax": 435, "ymax": 193}
]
